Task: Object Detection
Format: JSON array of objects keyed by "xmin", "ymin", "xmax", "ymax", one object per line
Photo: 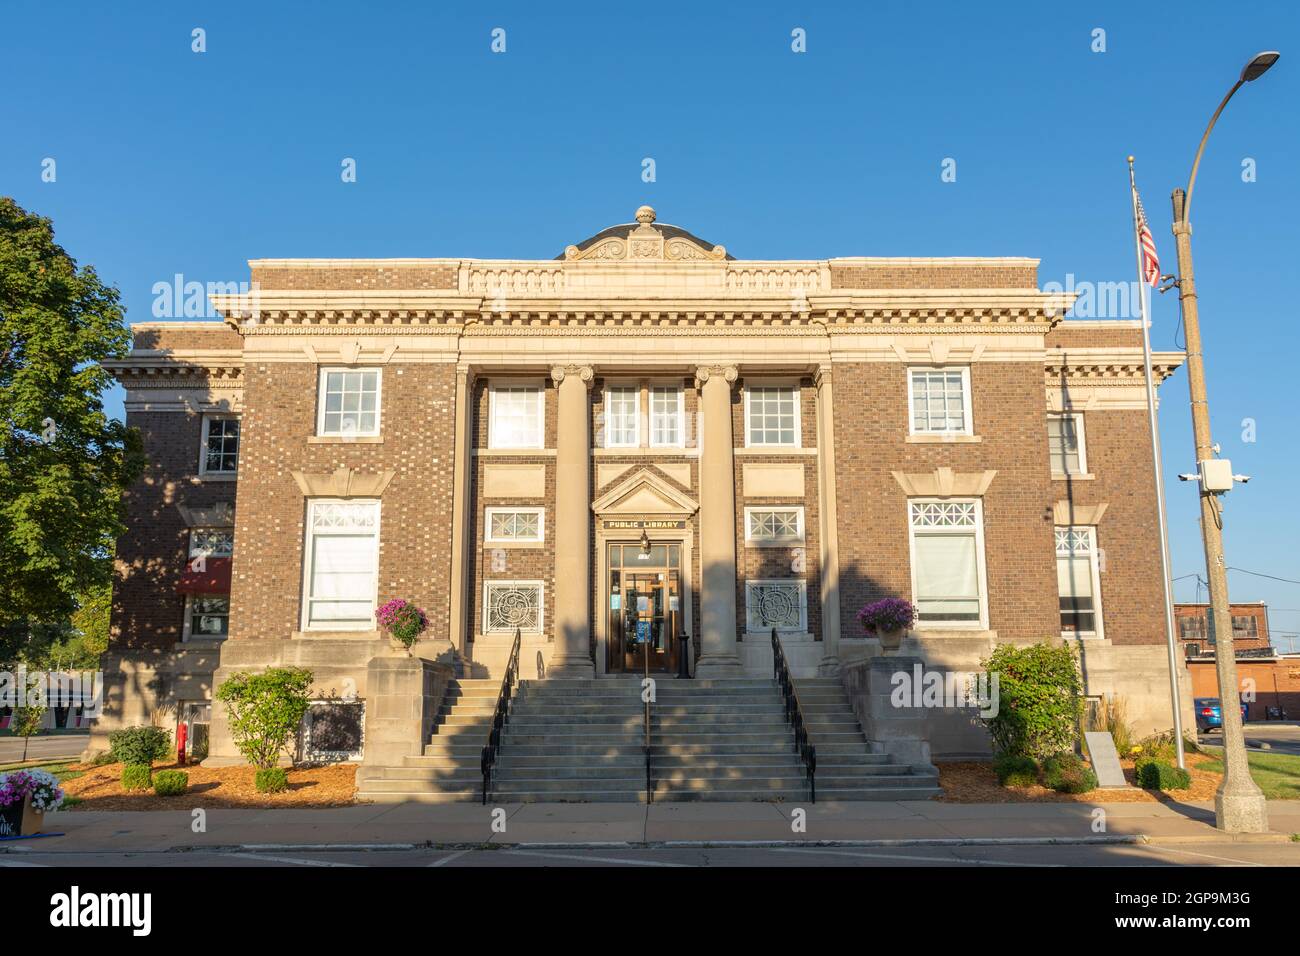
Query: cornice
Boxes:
[{"xmin": 1045, "ymin": 349, "xmax": 1185, "ymax": 383}]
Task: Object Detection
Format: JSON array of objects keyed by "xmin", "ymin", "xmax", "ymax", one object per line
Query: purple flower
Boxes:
[
  {"xmin": 857, "ymin": 597, "xmax": 916, "ymax": 634},
  {"xmin": 375, "ymin": 598, "xmax": 428, "ymax": 646},
  {"xmin": 0, "ymin": 769, "xmax": 64, "ymax": 811}
]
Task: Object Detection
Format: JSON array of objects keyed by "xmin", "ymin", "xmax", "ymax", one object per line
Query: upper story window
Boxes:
[
  {"xmin": 489, "ymin": 385, "xmax": 544, "ymax": 449},
  {"xmin": 1047, "ymin": 413, "xmax": 1087, "ymax": 475},
  {"xmin": 604, "ymin": 385, "xmax": 640, "ymax": 448},
  {"xmin": 302, "ymin": 499, "xmax": 380, "ymax": 630},
  {"xmin": 908, "ymin": 367, "xmax": 972, "ymax": 435},
  {"xmin": 650, "ymin": 386, "xmax": 685, "ymax": 447},
  {"xmin": 186, "ymin": 596, "xmax": 230, "ymax": 640},
  {"xmin": 189, "ymin": 528, "xmax": 234, "ymax": 559},
  {"xmin": 199, "ymin": 416, "xmax": 240, "ymax": 475},
  {"xmin": 745, "ymin": 385, "xmax": 800, "ymax": 447},
  {"xmin": 908, "ymin": 499, "xmax": 986, "ymax": 627},
  {"xmin": 318, "ymin": 368, "xmax": 381, "ymax": 437},
  {"xmin": 1056, "ymin": 526, "xmax": 1101, "ymax": 637}
]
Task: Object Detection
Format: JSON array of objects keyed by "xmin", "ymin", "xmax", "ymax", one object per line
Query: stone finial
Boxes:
[{"xmin": 635, "ymin": 205, "xmax": 656, "ymax": 224}]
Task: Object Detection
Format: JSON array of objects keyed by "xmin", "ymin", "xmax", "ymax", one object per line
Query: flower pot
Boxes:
[
  {"xmin": 0, "ymin": 797, "xmax": 44, "ymax": 837},
  {"xmin": 876, "ymin": 627, "xmax": 906, "ymax": 652}
]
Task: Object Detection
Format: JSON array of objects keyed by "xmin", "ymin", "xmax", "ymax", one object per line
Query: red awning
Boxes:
[{"xmin": 175, "ymin": 556, "xmax": 232, "ymax": 595}]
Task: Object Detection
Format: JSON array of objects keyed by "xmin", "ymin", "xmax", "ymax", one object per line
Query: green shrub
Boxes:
[
  {"xmin": 1138, "ymin": 761, "xmax": 1191, "ymax": 791},
  {"xmin": 993, "ymin": 754, "xmax": 1039, "ymax": 787},
  {"xmin": 88, "ymin": 750, "xmax": 118, "ymax": 767},
  {"xmin": 109, "ymin": 726, "xmax": 171, "ymax": 765},
  {"xmin": 978, "ymin": 641, "xmax": 1084, "ymax": 760},
  {"xmin": 121, "ymin": 763, "xmax": 152, "ymax": 791},
  {"xmin": 152, "ymin": 770, "xmax": 188, "ymax": 797},
  {"xmin": 1042, "ymin": 753, "xmax": 1098, "ymax": 794},
  {"xmin": 254, "ymin": 767, "xmax": 288, "ymax": 793},
  {"xmin": 216, "ymin": 667, "xmax": 314, "ymax": 770}
]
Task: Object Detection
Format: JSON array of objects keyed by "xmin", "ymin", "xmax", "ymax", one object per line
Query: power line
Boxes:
[{"xmin": 1227, "ymin": 567, "xmax": 1300, "ymax": 587}]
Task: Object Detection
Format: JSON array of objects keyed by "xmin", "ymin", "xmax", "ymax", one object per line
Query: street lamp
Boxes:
[{"xmin": 1168, "ymin": 50, "xmax": 1278, "ymax": 833}]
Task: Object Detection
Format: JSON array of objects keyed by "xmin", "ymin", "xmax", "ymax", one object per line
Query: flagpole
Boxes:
[{"xmin": 1128, "ymin": 155, "xmax": 1186, "ymax": 770}]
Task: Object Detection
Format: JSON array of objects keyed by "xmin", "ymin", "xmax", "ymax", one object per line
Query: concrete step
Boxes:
[
  {"xmin": 358, "ymin": 789, "xmax": 481, "ymax": 804},
  {"xmin": 493, "ymin": 776, "xmax": 646, "ymax": 793}
]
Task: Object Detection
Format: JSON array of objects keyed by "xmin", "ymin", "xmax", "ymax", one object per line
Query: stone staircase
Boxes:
[
  {"xmin": 651, "ymin": 677, "xmax": 940, "ymax": 801},
  {"xmin": 356, "ymin": 675, "xmax": 941, "ymax": 804}
]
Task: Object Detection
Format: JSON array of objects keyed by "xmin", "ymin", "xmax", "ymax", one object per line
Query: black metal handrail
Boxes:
[
  {"xmin": 643, "ymin": 677, "xmax": 654, "ymax": 804},
  {"xmin": 771, "ymin": 628, "xmax": 816, "ymax": 802},
  {"xmin": 480, "ymin": 628, "xmax": 522, "ymax": 805}
]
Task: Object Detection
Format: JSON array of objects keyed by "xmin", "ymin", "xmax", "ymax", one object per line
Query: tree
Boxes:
[
  {"xmin": 0, "ymin": 197, "xmax": 143, "ymax": 635},
  {"xmin": 216, "ymin": 668, "xmax": 315, "ymax": 770},
  {"xmin": 12, "ymin": 706, "xmax": 47, "ymax": 763}
]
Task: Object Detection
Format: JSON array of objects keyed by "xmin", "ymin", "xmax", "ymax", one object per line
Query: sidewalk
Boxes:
[{"xmin": 12, "ymin": 799, "xmax": 1299, "ymax": 853}]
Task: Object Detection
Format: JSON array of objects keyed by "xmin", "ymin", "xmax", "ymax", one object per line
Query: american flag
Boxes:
[{"xmin": 1134, "ymin": 189, "xmax": 1161, "ymax": 287}]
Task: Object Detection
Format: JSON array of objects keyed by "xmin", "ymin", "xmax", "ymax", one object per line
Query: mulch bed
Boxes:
[
  {"xmin": 59, "ymin": 761, "xmax": 357, "ymax": 811},
  {"xmin": 937, "ymin": 753, "xmax": 1225, "ymax": 804}
]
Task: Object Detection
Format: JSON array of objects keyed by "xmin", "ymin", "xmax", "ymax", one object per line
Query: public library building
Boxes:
[{"xmin": 92, "ymin": 206, "xmax": 1193, "ymax": 783}]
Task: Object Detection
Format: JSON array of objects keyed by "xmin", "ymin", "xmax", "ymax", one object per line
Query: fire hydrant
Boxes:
[{"xmin": 177, "ymin": 721, "xmax": 188, "ymax": 766}]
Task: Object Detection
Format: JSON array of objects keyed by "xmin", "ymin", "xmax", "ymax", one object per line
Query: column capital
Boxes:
[
  {"xmin": 693, "ymin": 364, "xmax": 738, "ymax": 388},
  {"xmin": 815, "ymin": 365, "xmax": 833, "ymax": 388},
  {"xmin": 550, "ymin": 364, "xmax": 594, "ymax": 387}
]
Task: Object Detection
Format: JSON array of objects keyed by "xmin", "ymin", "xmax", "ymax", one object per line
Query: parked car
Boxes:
[{"xmin": 1194, "ymin": 697, "xmax": 1249, "ymax": 733}]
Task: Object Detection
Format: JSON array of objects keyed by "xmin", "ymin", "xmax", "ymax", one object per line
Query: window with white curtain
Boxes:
[
  {"xmin": 908, "ymin": 367, "xmax": 971, "ymax": 435},
  {"xmin": 909, "ymin": 500, "xmax": 986, "ymax": 625},
  {"xmin": 317, "ymin": 369, "xmax": 381, "ymax": 437},
  {"xmin": 604, "ymin": 385, "xmax": 640, "ymax": 447},
  {"xmin": 650, "ymin": 386, "xmax": 684, "ymax": 447},
  {"xmin": 745, "ymin": 385, "xmax": 800, "ymax": 447},
  {"xmin": 1056, "ymin": 526, "xmax": 1101, "ymax": 637},
  {"xmin": 1047, "ymin": 414, "xmax": 1087, "ymax": 475},
  {"xmin": 489, "ymin": 385, "xmax": 544, "ymax": 448},
  {"xmin": 303, "ymin": 500, "xmax": 380, "ymax": 630}
]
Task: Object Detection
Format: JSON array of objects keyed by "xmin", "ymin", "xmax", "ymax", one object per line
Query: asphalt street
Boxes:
[{"xmin": 0, "ymin": 733, "xmax": 88, "ymax": 765}]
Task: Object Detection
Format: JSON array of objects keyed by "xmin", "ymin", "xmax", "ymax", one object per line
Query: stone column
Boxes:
[
  {"xmin": 694, "ymin": 365, "xmax": 743, "ymax": 677},
  {"xmin": 549, "ymin": 364, "xmax": 596, "ymax": 677},
  {"xmin": 815, "ymin": 366, "xmax": 843, "ymax": 675},
  {"xmin": 446, "ymin": 365, "xmax": 473, "ymax": 656}
]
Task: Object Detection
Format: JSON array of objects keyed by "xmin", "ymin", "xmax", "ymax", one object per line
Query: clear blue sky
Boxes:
[{"xmin": 4, "ymin": 1, "xmax": 1298, "ymax": 647}]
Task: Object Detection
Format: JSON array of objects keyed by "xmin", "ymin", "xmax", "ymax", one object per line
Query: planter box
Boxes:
[{"xmin": 0, "ymin": 797, "xmax": 44, "ymax": 837}]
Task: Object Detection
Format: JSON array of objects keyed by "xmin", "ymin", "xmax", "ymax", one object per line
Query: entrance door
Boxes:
[{"xmin": 607, "ymin": 543, "xmax": 681, "ymax": 673}]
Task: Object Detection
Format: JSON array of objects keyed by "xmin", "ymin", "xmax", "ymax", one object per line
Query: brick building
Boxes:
[
  {"xmin": 92, "ymin": 206, "xmax": 1192, "ymax": 777},
  {"xmin": 1175, "ymin": 601, "xmax": 1272, "ymax": 656}
]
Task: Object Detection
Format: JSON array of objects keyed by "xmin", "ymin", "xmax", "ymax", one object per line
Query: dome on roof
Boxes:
[{"xmin": 559, "ymin": 206, "xmax": 732, "ymax": 261}]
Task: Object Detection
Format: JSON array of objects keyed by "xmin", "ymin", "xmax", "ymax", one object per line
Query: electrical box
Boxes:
[{"xmin": 1199, "ymin": 458, "xmax": 1234, "ymax": 493}]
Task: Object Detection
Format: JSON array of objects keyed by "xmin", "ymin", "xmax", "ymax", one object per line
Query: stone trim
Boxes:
[
  {"xmin": 1053, "ymin": 501, "xmax": 1109, "ymax": 525},
  {"xmin": 291, "ymin": 467, "xmax": 396, "ymax": 498},
  {"xmin": 891, "ymin": 467, "xmax": 997, "ymax": 497}
]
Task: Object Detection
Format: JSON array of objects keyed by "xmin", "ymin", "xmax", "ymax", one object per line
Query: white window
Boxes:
[
  {"xmin": 485, "ymin": 507, "xmax": 544, "ymax": 543},
  {"xmin": 302, "ymin": 499, "xmax": 380, "ymax": 630},
  {"xmin": 744, "ymin": 507, "xmax": 805, "ymax": 545},
  {"xmin": 650, "ymin": 386, "xmax": 685, "ymax": 447},
  {"xmin": 908, "ymin": 367, "xmax": 972, "ymax": 435},
  {"xmin": 745, "ymin": 580, "xmax": 808, "ymax": 633},
  {"xmin": 483, "ymin": 580, "xmax": 544, "ymax": 634},
  {"xmin": 604, "ymin": 385, "xmax": 640, "ymax": 448},
  {"xmin": 908, "ymin": 499, "xmax": 987, "ymax": 627},
  {"xmin": 189, "ymin": 528, "xmax": 234, "ymax": 559},
  {"xmin": 317, "ymin": 369, "xmax": 381, "ymax": 437},
  {"xmin": 1047, "ymin": 413, "xmax": 1087, "ymax": 475},
  {"xmin": 489, "ymin": 385, "xmax": 544, "ymax": 449},
  {"xmin": 1056, "ymin": 526, "xmax": 1102, "ymax": 637},
  {"xmin": 185, "ymin": 595, "xmax": 230, "ymax": 639},
  {"xmin": 199, "ymin": 416, "xmax": 240, "ymax": 475},
  {"xmin": 745, "ymin": 385, "xmax": 801, "ymax": 447}
]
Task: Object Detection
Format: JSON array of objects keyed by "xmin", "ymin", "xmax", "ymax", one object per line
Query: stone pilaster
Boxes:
[
  {"xmin": 694, "ymin": 364, "xmax": 743, "ymax": 677},
  {"xmin": 815, "ymin": 366, "xmax": 843, "ymax": 675},
  {"xmin": 549, "ymin": 364, "xmax": 596, "ymax": 677},
  {"xmin": 447, "ymin": 365, "xmax": 473, "ymax": 657}
]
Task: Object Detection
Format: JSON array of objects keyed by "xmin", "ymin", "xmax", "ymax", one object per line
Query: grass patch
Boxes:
[
  {"xmin": 1196, "ymin": 750, "xmax": 1300, "ymax": 800},
  {"xmin": 0, "ymin": 760, "xmax": 87, "ymax": 785}
]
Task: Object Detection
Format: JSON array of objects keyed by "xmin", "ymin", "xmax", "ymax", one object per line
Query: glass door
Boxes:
[{"xmin": 607, "ymin": 544, "xmax": 680, "ymax": 673}]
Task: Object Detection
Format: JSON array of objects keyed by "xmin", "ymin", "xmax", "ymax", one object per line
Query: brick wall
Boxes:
[
  {"xmin": 111, "ymin": 409, "xmax": 235, "ymax": 650},
  {"xmin": 250, "ymin": 265, "xmax": 459, "ymax": 291},
  {"xmin": 228, "ymin": 361, "xmax": 457, "ymax": 641},
  {"xmin": 830, "ymin": 263, "xmax": 1037, "ymax": 289},
  {"xmin": 1045, "ymin": 324, "xmax": 1144, "ymax": 350},
  {"xmin": 132, "ymin": 325, "xmax": 244, "ymax": 352}
]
